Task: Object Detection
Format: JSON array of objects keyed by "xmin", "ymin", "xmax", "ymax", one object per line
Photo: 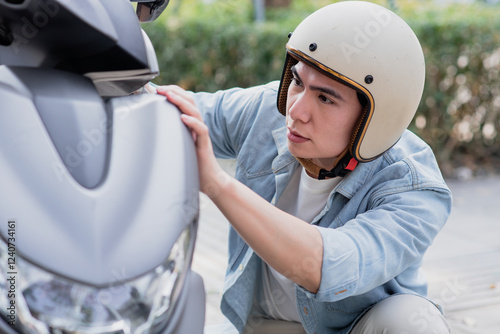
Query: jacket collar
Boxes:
[
  {"xmin": 335, "ymin": 158, "xmax": 381, "ymax": 199},
  {"xmin": 271, "ymin": 126, "xmax": 297, "ymax": 172}
]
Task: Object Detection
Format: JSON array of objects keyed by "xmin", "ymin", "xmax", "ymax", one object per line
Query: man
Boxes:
[{"xmin": 157, "ymin": 1, "xmax": 452, "ymax": 333}]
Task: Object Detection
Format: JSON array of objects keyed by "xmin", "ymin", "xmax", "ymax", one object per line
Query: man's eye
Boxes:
[
  {"xmin": 291, "ymin": 77, "xmax": 301, "ymax": 86},
  {"xmin": 319, "ymin": 95, "xmax": 332, "ymax": 104}
]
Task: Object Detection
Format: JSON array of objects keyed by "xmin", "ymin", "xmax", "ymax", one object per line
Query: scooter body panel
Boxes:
[
  {"xmin": 0, "ymin": 65, "xmax": 200, "ymax": 286},
  {"xmin": 0, "ymin": 0, "xmax": 206, "ymax": 332}
]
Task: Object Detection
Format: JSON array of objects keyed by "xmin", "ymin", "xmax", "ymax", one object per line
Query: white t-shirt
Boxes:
[{"xmin": 253, "ymin": 166, "xmax": 341, "ymax": 321}]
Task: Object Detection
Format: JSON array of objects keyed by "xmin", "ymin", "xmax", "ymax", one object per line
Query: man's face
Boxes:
[{"xmin": 286, "ymin": 61, "xmax": 363, "ymax": 170}]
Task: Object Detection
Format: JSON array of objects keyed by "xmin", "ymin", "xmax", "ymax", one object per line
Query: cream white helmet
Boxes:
[{"xmin": 278, "ymin": 1, "xmax": 425, "ymax": 172}]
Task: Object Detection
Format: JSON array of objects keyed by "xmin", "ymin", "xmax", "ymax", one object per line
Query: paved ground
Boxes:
[
  {"xmin": 192, "ymin": 161, "xmax": 500, "ymax": 333},
  {"xmin": 422, "ymin": 176, "xmax": 500, "ymax": 333}
]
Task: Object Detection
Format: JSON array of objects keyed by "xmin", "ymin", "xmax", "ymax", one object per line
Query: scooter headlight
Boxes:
[{"xmin": 0, "ymin": 226, "xmax": 193, "ymax": 334}]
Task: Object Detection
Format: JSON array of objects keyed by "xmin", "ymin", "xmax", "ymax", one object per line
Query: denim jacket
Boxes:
[{"xmin": 192, "ymin": 81, "xmax": 452, "ymax": 334}]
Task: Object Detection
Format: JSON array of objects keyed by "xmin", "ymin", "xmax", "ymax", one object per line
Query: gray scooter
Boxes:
[{"xmin": 0, "ymin": 0, "xmax": 205, "ymax": 333}]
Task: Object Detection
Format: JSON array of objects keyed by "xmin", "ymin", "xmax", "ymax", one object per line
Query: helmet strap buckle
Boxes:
[
  {"xmin": 318, "ymin": 154, "xmax": 358, "ymax": 180},
  {"xmin": 294, "ymin": 149, "xmax": 358, "ymax": 180}
]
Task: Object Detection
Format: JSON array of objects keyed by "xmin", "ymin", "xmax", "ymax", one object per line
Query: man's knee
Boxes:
[{"xmin": 350, "ymin": 294, "xmax": 450, "ymax": 334}]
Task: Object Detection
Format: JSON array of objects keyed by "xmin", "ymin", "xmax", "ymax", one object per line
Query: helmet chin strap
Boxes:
[{"xmin": 294, "ymin": 148, "xmax": 358, "ymax": 180}]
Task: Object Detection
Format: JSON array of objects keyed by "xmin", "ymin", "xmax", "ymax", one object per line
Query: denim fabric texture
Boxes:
[{"xmin": 192, "ymin": 81, "xmax": 452, "ymax": 334}]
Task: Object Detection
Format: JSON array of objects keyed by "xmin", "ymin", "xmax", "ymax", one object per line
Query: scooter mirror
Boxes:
[{"xmin": 131, "ymin": 0, "xmax": 170, "ymax": 22}]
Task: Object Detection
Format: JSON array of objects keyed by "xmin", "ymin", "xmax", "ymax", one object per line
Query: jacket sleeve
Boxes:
[
  {"xmin": 191, "ymin": 82, "xmax": 280, "ymax": 160},
  {"xmin": 298, "ymin": 165, "xmax": 452, "ymax": 302}
]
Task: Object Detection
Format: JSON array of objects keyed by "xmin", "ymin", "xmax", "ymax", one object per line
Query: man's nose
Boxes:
[{"xmin": 288, "ymin": 93, "xmax": 311, "ymax": 123}]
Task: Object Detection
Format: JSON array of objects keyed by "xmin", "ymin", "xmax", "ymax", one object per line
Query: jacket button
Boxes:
[
  {"xmin": 303, "ymin": 307, "xmax": 308, "ymax": 315},
  {"xmin": 239, "ymin": 264, "xmax": 244, "ymax": 271}
]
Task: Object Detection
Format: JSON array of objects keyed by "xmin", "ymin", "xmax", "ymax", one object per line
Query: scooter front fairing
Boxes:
[{"xmin": 0, "ymin": 0, "xmax": 205, "ymax": 333}]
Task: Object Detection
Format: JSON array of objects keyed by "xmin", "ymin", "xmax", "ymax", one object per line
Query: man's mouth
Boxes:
[{"xmin": 287, "ymin": 128, "xmax": 310, "ymax": 143}]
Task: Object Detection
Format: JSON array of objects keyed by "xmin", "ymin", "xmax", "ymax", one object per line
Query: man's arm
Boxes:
[
  {"xmin": 209, "ymin": 168, "xmax": 323, "ymax": 293},
  {"xmin": 157, "ymin": 85, "xmax": 324, "ymax": 293}
]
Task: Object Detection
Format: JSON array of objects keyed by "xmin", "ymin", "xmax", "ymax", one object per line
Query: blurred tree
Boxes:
[
  {"xmin": 145, "ymin": 0, "xmax": 500, "ymax": 177},
  {"xmin": 387, "ymin": 0, "xmax": 398, "ymax": 11}
]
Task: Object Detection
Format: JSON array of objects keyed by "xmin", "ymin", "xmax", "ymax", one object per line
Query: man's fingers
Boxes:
[
  {"xmin": 156, "ymin": 84, "xmax": 183, "ymax": 94},
  {"xmin": 157, "ymin": 85, "xmax": 194, "ymax": 103},
  {"xmin": 180, "ymin": 114, "xmax": 211, "ymax": 147},
  {"xmin": 165, "ymin": 90, "xmax": 202, "ymax": 121}
]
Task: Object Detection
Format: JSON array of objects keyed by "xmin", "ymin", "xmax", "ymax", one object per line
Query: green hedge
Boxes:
[
  {"xmin": 414, "ymin": 23, "xmax": 500, "ymax": 177},
  {"xmin": 144, "ymin": 1, "xmax": 500, "ymax": 178},
  {"xmin": 145, "ymin": 20, "xmax": 289, "ymax": 92}
]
